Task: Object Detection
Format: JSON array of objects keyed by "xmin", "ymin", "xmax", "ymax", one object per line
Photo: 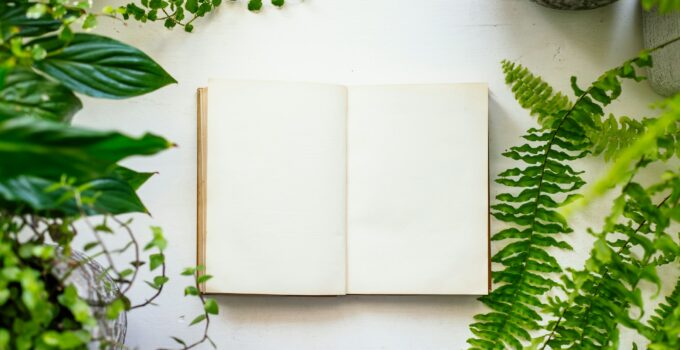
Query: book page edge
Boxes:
[{"xmin": 197, "ymin": 87, "xmax": 208, "ymax": 293}]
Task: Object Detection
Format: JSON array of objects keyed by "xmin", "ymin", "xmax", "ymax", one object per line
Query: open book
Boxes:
[{"xmin": 197, "ymin": 81, "xmax": 489, "ymax": 296}]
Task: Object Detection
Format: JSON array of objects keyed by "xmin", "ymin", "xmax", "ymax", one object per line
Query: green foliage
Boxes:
[
  {"xmin": 0, "ymin": 68, "xmax": 81, "ymax": 123},
  {"xmin": 468, "ymin": 67, "xmax": 590, "ymax": 350},
  {"xmin": 642, "ymin": 0, "xmax": 680, "ymax": 13},
  {"xmin": 120, "ymin": 0, "xmax": 284, "ymax": 32},
  {"xmin": 0, "ymin": 115, "xmax": 171, "ymax": 181},
  {"xmin": 571, "ymin": 96, "xmax": 680, "ymax": 214},
  {"xmin": 30, "ymin": 33, "xmax": 176, "ymax": 99},
  {"xmin": 646, "ymin": 278, "xmax": 680, "ymax": 349},
  {"xmin": 0, "ymin": 2, "xmax": 218, "ymax": 349},
  {"xmin": 0, "ymin": 225, "xmax": 96, "ymax": 350},
  {"xmin": 542, "ymin": 175, "xmax": 680, "ymax": 349},
  {"xmin": 469, "ymin": 37, "xmax": 680, "ymax": 350}
]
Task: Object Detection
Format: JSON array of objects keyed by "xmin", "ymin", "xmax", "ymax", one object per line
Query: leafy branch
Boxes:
[
  {"xmin": 469, "ymin": 32, "xmax": 680, "ymax": 350},
  {"xmin": 120, "ymin": 0, "xmax": 285, "ymax": 32}
]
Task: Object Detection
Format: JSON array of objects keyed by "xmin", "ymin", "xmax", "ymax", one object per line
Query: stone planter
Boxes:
[
  {"xmin": 642, "ymin": 9, "xmax": 680, "ymax": 96},
  {"xmin": 532, "ymin": 0, "xmax": 618, "ymax": 10},
  {"xmin": 52, "ymin": 248, "xmax": 127, "ymax": 349}
]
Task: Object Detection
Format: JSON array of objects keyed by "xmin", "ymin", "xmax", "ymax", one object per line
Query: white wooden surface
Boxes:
[{"xmin": 76, "ymin": 0, "xmax": 677, "ymax": 348}]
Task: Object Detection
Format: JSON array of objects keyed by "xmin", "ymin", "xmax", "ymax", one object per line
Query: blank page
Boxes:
[
  {"xmin": 346, "ymin": 84, "xmax": 488, "ymax": 295},
  {"xmin": 205, "ymin": 80, "xmax": 347, "ymax": 295}
]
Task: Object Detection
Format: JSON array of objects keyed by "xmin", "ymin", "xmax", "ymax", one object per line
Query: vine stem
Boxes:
[{"xmin": 157, "ymin": 271, "xmax": 213, "ymax": 350}]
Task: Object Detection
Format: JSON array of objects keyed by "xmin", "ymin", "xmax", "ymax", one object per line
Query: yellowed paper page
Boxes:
[
  {"xmin": 346, "ymin": 84, "xmax": 488, "ymax": 295},
  {"xmin": 205, "ymin": 80, "xmax": 347, "ymax": 295}
]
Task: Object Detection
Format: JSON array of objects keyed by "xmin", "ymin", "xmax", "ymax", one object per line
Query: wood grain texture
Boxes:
[{"xmin": 197, "ymin": 87, "xmax": 208, "ymax": 293}]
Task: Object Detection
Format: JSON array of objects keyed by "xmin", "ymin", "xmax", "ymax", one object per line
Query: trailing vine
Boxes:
[{"xmin": 119, "ymin": 0, "xmax": 285, "ymax": 32}]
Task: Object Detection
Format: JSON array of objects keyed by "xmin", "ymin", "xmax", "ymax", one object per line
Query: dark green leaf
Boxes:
[
  {"xmin": 0, "ymin": 3, "xmax": 61, "ymax": 39},
  {"xmin": 31, "ymin": 33, "xmax": 177, "ymax": 99},
  {"xmin": 0, "ymin": 175, "xmax": 147, "ymax": 215},
  {"xmin": 0, "ymin": 115, "xmax": 172, "ymax": 181},
  {"xmin": 111, "ymin": 166, "xmax": 156, "ymax": 190},
  {"xmin": 186, "ymin": 0, "xmax": 199, "ymax": 13},
  {"xmin": 248, "ymin": 0, "xmax": 263, "ymax": 11},
  {"xmin": 0, "ymin": 68, "xmax": 81, "ymax": 122}
]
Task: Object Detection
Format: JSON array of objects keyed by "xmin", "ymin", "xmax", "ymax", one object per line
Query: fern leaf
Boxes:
[
  {"xmin": 647, "ymin": 276, "xmax": 680, "ymax": 349},
  {"xmin": 473, "ymin": 41, "xmax": 680, "ymax": 347},
  {"xmin": 467, "ymin": 67, "xmax": 590, "ymax": 350},
  {"xmin": 501, "ymin": 60, "xmax": 572, "ymax": 129},
  {"xmin": 544, "ymin": 176, "xmax": 680, "ymax": 350}
]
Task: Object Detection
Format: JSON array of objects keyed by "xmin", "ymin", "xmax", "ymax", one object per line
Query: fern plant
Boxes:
[{"xmin": 468, "ymin": 35, "xmax": 680, "ymax": 350}]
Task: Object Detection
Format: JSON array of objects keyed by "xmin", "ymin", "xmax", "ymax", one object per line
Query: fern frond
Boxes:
[
  {"xmin": 647, "ymin": 276, "xmax": 680, "ymax": 349},
  {"xmin": 570, "ymin": 95, "xmax": 680, "ymax": 214},
  {"xmin": 543, "ymin": 169, "xmax": 680, "ymax": 350},
  {"xmin": 588, "ymin": 115, "xmax": 646, "ymax": 161},
  {"xmin": 501, "ymin": 60, "xmax": 572, "ymax": 129},
  {"xmin": 501, "ymin": 60, "xmax": 669, "ymax": 163},
  {"xmin": 467, "ymin": 70, "xmax": 590, "ymax": 350}
]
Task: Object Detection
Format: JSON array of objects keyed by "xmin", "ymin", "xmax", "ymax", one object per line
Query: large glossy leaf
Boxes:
[
  {"xmin": 0, "ymin": 68, "xmax": 82, "ymax": 122},
  {"xmin": 0, "ymin": 2, "xmax": 61, "ymax": 40},
  {"xmin": 31, "ymin": 33, "xmax": 177, "ymax": 99},
  {"xmin": 0, "ymin": 175, "xmax": 147, "ymax": 215},
  {"xmin": 0, "ymin": 115, "xmax": 173, "ymax": 181},
  {"xmin": 111, "ymin": 166, "xmax": 156, "ymax": 190}
]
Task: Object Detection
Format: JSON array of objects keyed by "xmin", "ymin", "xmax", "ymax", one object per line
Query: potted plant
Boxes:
[
  {"xmin": 532, "ymin": 0, "xmax": 619, "ymax": 10},
  {"xmin": 0, "ymin": 1, "xmax": 220, "ymax": 348}
]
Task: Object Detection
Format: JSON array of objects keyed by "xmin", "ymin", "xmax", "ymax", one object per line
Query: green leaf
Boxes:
[
  {"xmin": 145, "ymin": 226, "xmax": 168, "ymax": 251},
  {"xmin": 0, "ymin": 115, "xmax": 172, "ymax": 181},
  {"xmin": 189, "ymin": 314, "xmax": 206, "ymax": 326},
  {"xmin": 105, "ymin": 298, "xmax": 126, "ymax": 320},
  {"xmin": 248, "ymin": 0, "xmax": 263, "ymax": 11},
  {"xmin": 272, "ymin": 0, "xmax": 284, "ymax": 7},
  {"xmin": 197, "ymin": 274, "xmax": 212, "ymax": 284},
  {"xmin": 0, "ymin": 3, "xmax": 61, "ymax": 39},
  {"xmin": 83, "ymin": 241, "xmax": 99, "ymax": 251},
  {"xmin": 31, "ymin": 33, "xmax": 177, "ymax": 99},
  {"xmin": 0, "ymin": 68, "xmax": 82, "ymax": 123},
  {"xmin": 111, "ymin": 166, "xmax": 156, "ymax": 190},
  {"xmin": 149, "ymin": 253, "xmax": 164, "ymax": 271},
  {"xmin": 171, "ymin": 336, "xmax": 187, "ymax": 346},
  {"xmin": 154, "ymin": 275, "xmax": 169, "ymax": 286},
  {"xmin": 186, "ymin": 0, "xmax": 199, "ymax": 13},
  {"xmin": 0, "ymin": 175, "xmax": 147, "ymax": 215},
  {"xmin": 82, "ymin": 14, "xmax": 98, "ymax": 29},
  {"xmin": 181, "ymin": 267, "xmax": 196, "ymax": 276},
  {"xmin": 185, "ymin": 286, "xmax": 199, "ymax": 296},
  {"xmin": 58, "ymin": 285, "xmax": 95, "ymax": 326},
  {"xmin": 204, "ymin": 298, "xmax": 218, "ymax": 315}
]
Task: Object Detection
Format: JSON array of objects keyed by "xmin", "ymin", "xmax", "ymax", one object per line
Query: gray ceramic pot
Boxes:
[
  {"xmin": 532, "ymin": 0, "xmax": 619, "ymax": 10},
  {"xmin": 52, "ymin": 248, "xmax": 127, "ymax": 349},
  {"xmin": 642, "ymin": 9, "xmax": 680, "ymax": 96}
]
